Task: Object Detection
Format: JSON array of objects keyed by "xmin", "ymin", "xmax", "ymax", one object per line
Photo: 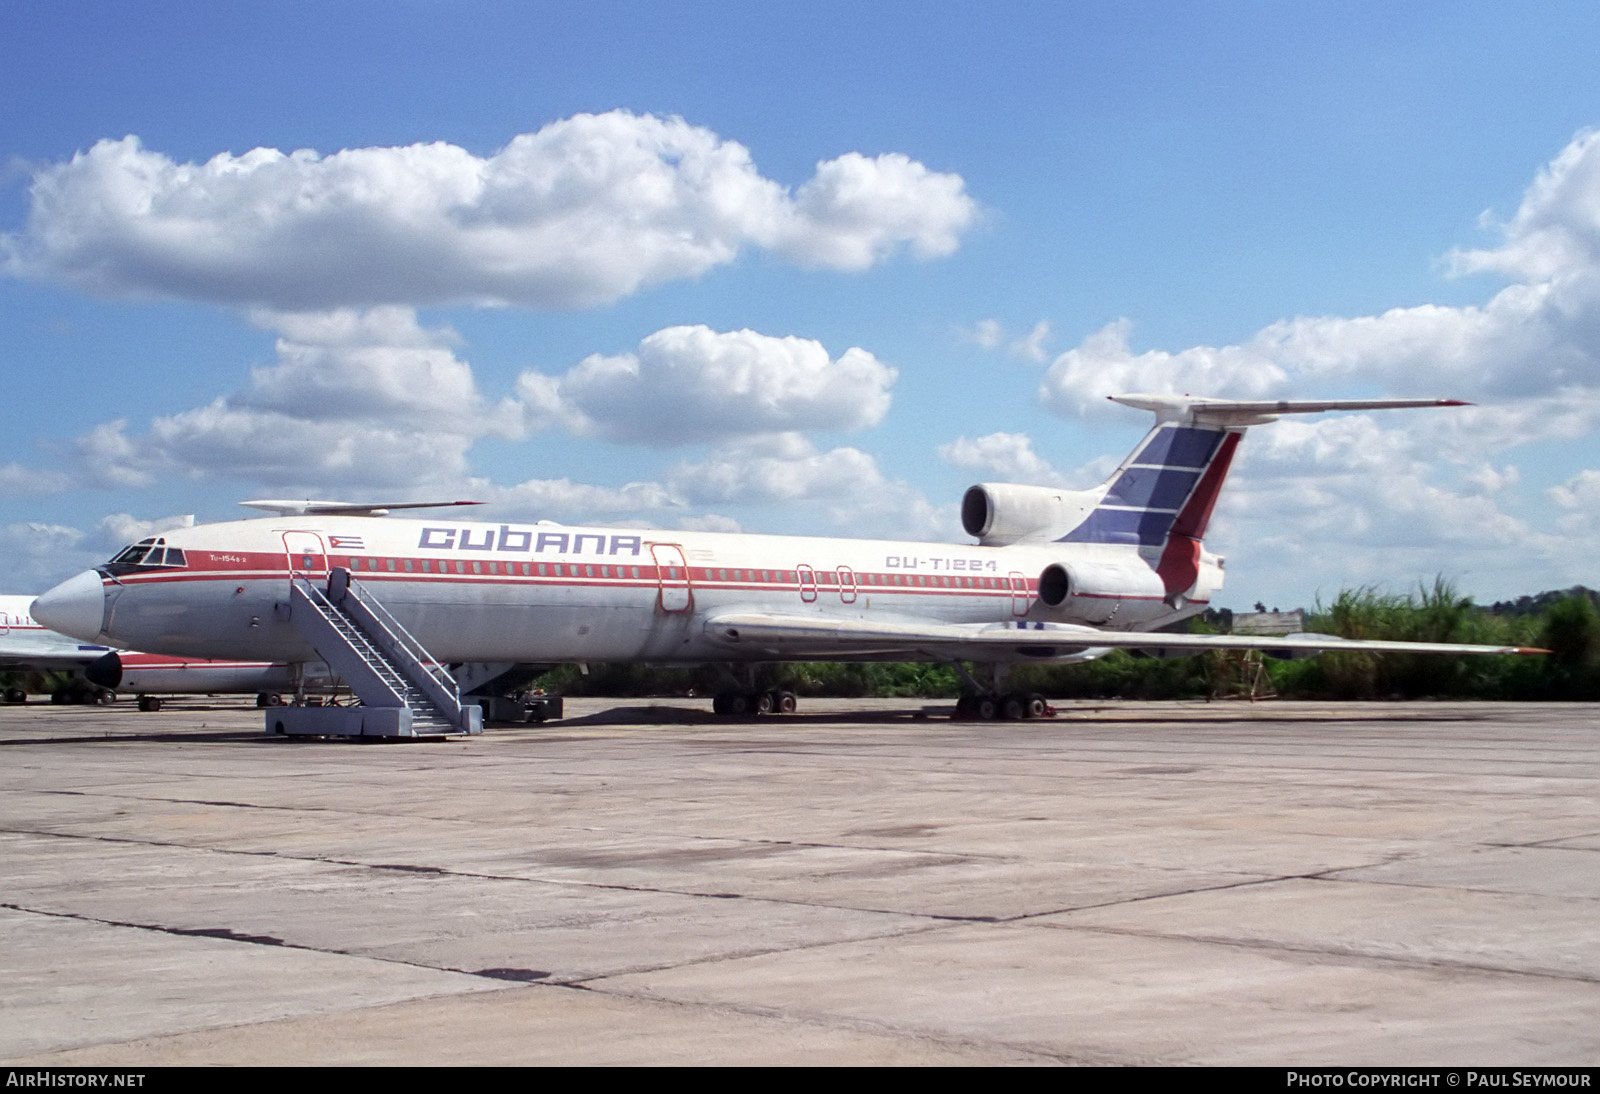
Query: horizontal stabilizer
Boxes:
[
  {"xmin": 240, "ymin": 499, "xmax": 484, "ymax": 517},
  {"xmin": 1109, "ymin": 394, "xmax": 1470, "ymax": 426}
]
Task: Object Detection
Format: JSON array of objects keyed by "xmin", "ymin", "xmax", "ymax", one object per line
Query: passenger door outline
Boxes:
[
  {"xmin": 283, "ymin": 531, "xmax": 329, "ymax": 579},
  {"xmin": 650, "ymin": 543, "xmax": 693, "ymax": 613},
  {"xmin": 1009, "ymin": 571, "xmax": 1031, "ymax": 617}
]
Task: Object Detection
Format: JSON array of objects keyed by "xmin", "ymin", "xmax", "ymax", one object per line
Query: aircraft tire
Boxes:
[
  {"xmin": 1026, "ymin": 694, "xmax": 1048, "ymax": 718},
  {"xmin": 776, "ymin": 690, "xmax": 797, "ymax": 714},
  {"xmin": 97, "ymin": 690, "xmax": 116, "ymax": 706},
  {"xmin": 755, "ymin": 690, "xmax": 776, "ymax": 715},
  {"xmin": 975, "ymin": 697, "xmax": 998, "ymax": 721},
  {"xmin": 137, "ymin": 695, "xmax": 161, "ymax": 713},
  {"xmin": 714, "ymin": 691, "xmax": 753, "ymax": 716},
  {"xmin": 4, "ymin": 688, "xmax": 25, "ymax": 704},
  {"xmin": 1002, "ymin": 694, "xmax": 1025, "ymax": 721}
]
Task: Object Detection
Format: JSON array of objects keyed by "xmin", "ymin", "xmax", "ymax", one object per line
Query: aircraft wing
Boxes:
[
  {"xmin": 0, "ymin": 640, "xmax": 113, "ymax": 671},
  {"xmin": 704, "ymin": 613, "xmax": 1545, "ymax": 661}
]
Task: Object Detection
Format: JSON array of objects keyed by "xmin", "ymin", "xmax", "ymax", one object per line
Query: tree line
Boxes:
[{"xmin": 539, "ymin": 582, "xmax": 1600, "ymax": 702}]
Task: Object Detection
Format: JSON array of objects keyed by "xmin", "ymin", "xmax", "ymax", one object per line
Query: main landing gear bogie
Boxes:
[
  {"xmin": 955, "ymin": 692, "xmax": 1050, "ymax": 721},
  {"xmin": 712, "ymin": 689, "xmax": 798, "ymax": 717}
]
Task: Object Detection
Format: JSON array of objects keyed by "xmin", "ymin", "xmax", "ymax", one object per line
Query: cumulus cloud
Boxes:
[
  {"xmin": 962, "ymin": 317, "xmax": 1052, "ymax": 362},
  {"xmin": 669, "ymin": 433, "xmax": 950, "ymax": 539},
  {"xmin": 0, "ymin": 463, "xmax": 70, "ymax": 496},
  {"xmin": 1039, "ymin": 317, "xmax": 1291, "ymax": 415},
  {"xmin": 472, "ymin": 476, "xmax": 682, "ymax": 522},
  {"xmin": 963, "ymin": 318, "xmax": 1004, "ymax": 349},
  {"xmin": 3, "ymin": 113, "xmax": 976, "ymax": 310},
  {"xmin": 1011, "ymin": 320, "xmax": 1052, "ymax": 363},
  {"xmin": 1549, "ymin": 469, "xmax": 1600, "ymax": 537},
  {"xmin": 778, "ymin": 152, "xmax": 975, "ymax": 270},
  {"xmin": 1449, "ymin": 128, "xmax": 1600, "ymax": 283},
  {"xmin": 0, "ymin": 514, "xmax": 195, "ymax": 593},
  {"xmin": 1043, "ymin": 131, "xmax": 1600, "ymax": 420},
  {"xmin": 674, "ymin": 513, "xmax": 743, "ymax": 534},
  {"xmin": 1550, "ymin": 468, "xmax": 1600, "ymax": 511},
  {"xmin": 94, "ymin": 512, "xmax": 194, "ymax": 549},
  {"xmin": 70, "ymin": 307, "xmax": 509, "ymax": 492},
  {"xmin": 238, "ymin": 306, "xmax": 521, "ymax": 436},
  {"xmin": 1, "ymin": 521, "xmax": 82, "ymax": 556},
  {"xmin": 514, "ymin": 325, "xmax": 896, "ymax": 445},
  {"xmin": 670, "ymin": 433, "xmax": 883, "ymax": 505},
  {"xmin": 937, "ymin": 431, "xmax": 1067, "ymax": 485},
  {"xmin": 452, "ymin": 434, "xmax": 951, "ymax": 540},
  {"xmin": 1190, "ymin": 407, "xmax": 1574, "ymax": 605},
  {"xmin": 55, "ymin": 312, "xmax": 923, "ymax": 541}
]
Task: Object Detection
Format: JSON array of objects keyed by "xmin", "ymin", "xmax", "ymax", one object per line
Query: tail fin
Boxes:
[
  {"xmin": 1061, "ymin": 394, "xmax": 1470, "ymax": 547},
  {"xmin": 961, "ymin": 394, "xmax": 1467, "ymax": 555},
  {"xmin": 1059, "ymin": 394, "xmax": 1470, "ymax": 595},
  {"xmin": 1057, "ymin": 411, "xmax": 1235, "ymax": 549}
]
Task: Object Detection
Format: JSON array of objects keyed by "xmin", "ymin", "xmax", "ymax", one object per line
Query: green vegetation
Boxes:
[{"xmin": 534, "ymin": 582, "xmax": 1600, "ymax": 702}]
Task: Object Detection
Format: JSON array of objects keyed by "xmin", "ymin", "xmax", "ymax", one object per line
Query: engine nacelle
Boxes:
[
  {"xmin": 1036, "ymin": 558, "xmax": 1167, "ymax": 621},
  {"xmin": 960, "ymin": 483, "xmax": 1097, "ymax": 547}
]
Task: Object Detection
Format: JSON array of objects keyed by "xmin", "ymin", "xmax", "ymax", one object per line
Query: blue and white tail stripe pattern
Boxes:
[{"xmin": 1058, "ymin": 424, "xmax": 1226, "ymax": 546}]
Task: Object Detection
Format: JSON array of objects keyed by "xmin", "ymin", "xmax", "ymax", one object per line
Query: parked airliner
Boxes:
[
  {"xmin": 31, "ymin": 395, "xmax": 1543, "ymax": 722},
  {"xmin": 1, "ymin": 594, "xmax": 327, "ymax": 709}
]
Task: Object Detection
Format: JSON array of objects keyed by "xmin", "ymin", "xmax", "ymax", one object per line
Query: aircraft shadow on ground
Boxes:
[{"xmin": 490, "ymin": 703, "xmax": 1482, "ymax": 729}]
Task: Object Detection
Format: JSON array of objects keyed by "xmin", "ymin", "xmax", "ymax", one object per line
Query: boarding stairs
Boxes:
[{"xmin": 269, "ymin": 567, "xmax": 482, "ymax": 738}]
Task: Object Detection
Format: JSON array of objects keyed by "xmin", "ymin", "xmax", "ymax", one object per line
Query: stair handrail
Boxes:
[
  {"xmin": 338, "ymin": 576, "xmax": 460, "ymax": 698},
  {"xmin": 288, "ymin": 577, "xmax": 408, "ymax": 707}
]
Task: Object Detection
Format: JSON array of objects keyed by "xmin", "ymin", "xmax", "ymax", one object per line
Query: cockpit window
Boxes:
[{"xmin": 103, "ymin": 538, "xmax": 187, "ymax": 576}]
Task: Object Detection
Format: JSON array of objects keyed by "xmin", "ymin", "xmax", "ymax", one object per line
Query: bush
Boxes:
[{"xmin": 529, "ymin": 580, "xmax": 1594, "ymax": 702}]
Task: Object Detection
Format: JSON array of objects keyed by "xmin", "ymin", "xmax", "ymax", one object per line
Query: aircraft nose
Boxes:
[{"xmin": 32, "ymin": 570, "xmax": 108, "ymax": 642}]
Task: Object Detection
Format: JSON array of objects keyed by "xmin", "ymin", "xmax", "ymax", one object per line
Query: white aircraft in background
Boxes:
[
  {"xmin": 31, "ymin": 395, "xmax": 1544, "ymax": 729},
  {"xmin": 0, "ymin": 594, "xmax": 325, "ymax": 710}
]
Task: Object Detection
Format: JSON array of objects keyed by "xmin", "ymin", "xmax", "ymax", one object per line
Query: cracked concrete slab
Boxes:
[
  {"xmin": 0, "ymin": 905, "xmax": 498, "ymax": 1059},
  {"xmin": 1046, "ymin": 875, "xmax": 1600, "ymax": 980},
  {"xmin": 1, "ymin": 698, "xmax": 1596, "ymax": 1064}
]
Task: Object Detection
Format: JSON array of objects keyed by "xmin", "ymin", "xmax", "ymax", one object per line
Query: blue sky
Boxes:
[{"xmin": 4, "ymin": 1, "xmax": 1600, "ymax": 610}]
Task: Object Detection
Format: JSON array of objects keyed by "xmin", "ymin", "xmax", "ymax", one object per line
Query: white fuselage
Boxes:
[{"xmin": 57, "ymin": 515, "xmax": 1222, "ymax": 667}]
